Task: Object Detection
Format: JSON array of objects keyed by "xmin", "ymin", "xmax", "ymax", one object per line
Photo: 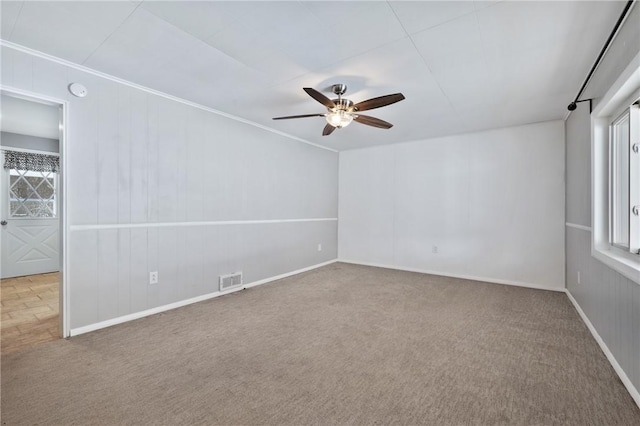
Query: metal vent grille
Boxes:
[{"xmin": 219, "ymin": 272, "xmax": 242, "ymax": 291}]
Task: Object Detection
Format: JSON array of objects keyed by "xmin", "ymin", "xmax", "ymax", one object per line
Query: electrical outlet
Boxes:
[
  {"xmin": 432, "ymin": 245, "xmax": 438, "ymax": 254},
  {"xmin": 317, "ymin": 243, "xmax": 322, "ymax": 252},
  {"xmin": 149, "ymin": 271, "xmax": 158, "ymax": 285},
  {"xmin": 577, "ymin": 271, "xmax": 581, "ymax": 284}
]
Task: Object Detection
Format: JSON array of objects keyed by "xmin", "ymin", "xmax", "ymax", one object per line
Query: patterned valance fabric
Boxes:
[{"xmin": 3, "ymin": 150, "xmax": 59, "ymax": 173}]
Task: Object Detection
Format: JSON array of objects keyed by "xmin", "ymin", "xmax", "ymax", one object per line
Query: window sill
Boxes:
[{"xmin": 592, "ymin": 246, "xmax": 640, "ymax": 284}]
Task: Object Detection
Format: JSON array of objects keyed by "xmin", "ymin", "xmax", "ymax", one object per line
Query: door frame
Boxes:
[{"xmin": 1, "ymin": 86, "xmax": 70, "ymax": 338}]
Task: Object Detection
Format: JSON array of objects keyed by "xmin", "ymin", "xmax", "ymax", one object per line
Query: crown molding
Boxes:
[{"xmin": 0, "ymin": 40, "xmax": 338, "ymax": 153}]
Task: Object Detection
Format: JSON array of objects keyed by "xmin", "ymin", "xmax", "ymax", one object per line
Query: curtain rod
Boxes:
[{"xmin": 567, "ymin": 0, "xmax": 636, "ymax": 112}]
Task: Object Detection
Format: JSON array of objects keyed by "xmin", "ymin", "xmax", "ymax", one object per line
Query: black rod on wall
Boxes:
[{"xmin": 567, "ymin": 0, "xmax": 635, "ymax": 112}]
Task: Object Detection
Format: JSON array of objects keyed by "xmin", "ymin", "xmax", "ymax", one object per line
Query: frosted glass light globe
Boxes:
[{"xmin": 326, "ymin": 110, "xmax": 353, "ymax": 128}]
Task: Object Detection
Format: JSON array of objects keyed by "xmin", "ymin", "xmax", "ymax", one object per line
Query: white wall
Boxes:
[
  {"xmin": 1, "ymin": 45, "xmax": 338, "ymax": 331},
  {"xmin": 339, "ymin": 121, "xmax": 565, "ymax": 289},
  {"xmin": 0, "ymin": 94, "xmax": 60, "ymax": 139}
]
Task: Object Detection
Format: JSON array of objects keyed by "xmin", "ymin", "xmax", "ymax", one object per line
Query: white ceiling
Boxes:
[
  {"xmin": 1, "ymin": 94, "xmax": 60, "ymax": 140},
  {"xmin": 0, "ymin": 1, "xmax": 626, "ymax": 150}
]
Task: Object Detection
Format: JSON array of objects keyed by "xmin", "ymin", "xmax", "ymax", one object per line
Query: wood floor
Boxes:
[{"xmin": 1, "ymin": 272, "xmax": 60, "ymax": 354}]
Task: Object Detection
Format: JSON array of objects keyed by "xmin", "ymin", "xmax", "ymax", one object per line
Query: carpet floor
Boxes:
[{"xmin": 1, "ymin": 263, "xmax": 639, "ymax": 425}]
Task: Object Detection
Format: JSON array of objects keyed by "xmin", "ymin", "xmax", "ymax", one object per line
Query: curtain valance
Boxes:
[{"xmin": 3, "ymin": 150, "xmax": 59, "ymax": 173}]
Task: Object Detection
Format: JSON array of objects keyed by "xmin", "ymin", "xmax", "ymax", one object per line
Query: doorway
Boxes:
[{"xmin": 0, "ymin": 90, "xmax": 67, "ymax": 353}]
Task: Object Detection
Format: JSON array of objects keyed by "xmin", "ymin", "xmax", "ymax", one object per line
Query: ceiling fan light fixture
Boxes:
[
  {"xmin": 326, "ymin": 110, "xmax": 354, "ymax": 128},
  {"xmin": 272, "ymin": 85, "xmax": 404, "ymax": 135}
]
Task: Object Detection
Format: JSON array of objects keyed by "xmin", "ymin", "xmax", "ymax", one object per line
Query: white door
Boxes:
[{"xmin": 1, "ymin": 157, "xmax": 59, "ymax": 278}]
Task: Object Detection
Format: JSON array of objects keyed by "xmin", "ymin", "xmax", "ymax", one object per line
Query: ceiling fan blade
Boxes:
[
  {"xmin": 353, "ymin": 93, "xmax": 405, "ymax": 112},
  {"xmin": 354, "ymin": 114, "xmax": 393, "ymax": 129},
  {"xmin": 322, "ymin": 123, "xmax": 336, "ymax": 136},
  {"xmin": 304, "ymin": 87, "xmax": 336, "ymax": 109},
  {"xmin": 272, "ymin": 113, "xmax": 325, "ymax": 120}
]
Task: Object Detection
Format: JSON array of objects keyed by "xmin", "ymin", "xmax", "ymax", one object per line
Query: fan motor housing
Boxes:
[{"xmin": 331, "ymin": 84, "xmax": 348, "ymax": 96}]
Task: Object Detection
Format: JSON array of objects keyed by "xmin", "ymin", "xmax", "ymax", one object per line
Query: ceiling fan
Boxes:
[{"xmin": 272, "ymin": 84, "xmax": 405, "ymax": 136}]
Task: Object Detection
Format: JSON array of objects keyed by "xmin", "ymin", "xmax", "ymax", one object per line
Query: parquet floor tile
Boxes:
[{"xmin": 1, "ymin": 273, "xmax": 59, "ymax": 354}]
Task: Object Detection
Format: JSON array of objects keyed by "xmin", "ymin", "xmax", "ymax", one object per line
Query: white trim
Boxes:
[
  {"xmin": 565, "ymin": 222, "xmax": 592, "ymax": 232},
  {"xmin": 1, "ymin": 86, "xmax": 71, "ymax": 338},
  {"xmin": 565, "ymin": 289, "xmax": 640, "ymax": 409},
  {"xmin": 60, "ymin": 92, "xmax": 70, "ymax": 338},
  {"xmin": 0, "ymin": 41, "xmax": 337, "ymax": 154},
  {"xmin": 337, "ymin": 259, "xmax": 565, "ymax": 292},
  {"xmin": 70, "ymin": 217, "xmax": 338, "ymax": 232},
  {"xmin": 70, "ymin": 259, "xmax": 337, "ymax": 336},
  {"xmin": 0, "ymin": 146, "xmax": 60, "ymax": 156},
  {"xmin": 242, "ymin": 260, "xmax": 335, "ymax": 289}
]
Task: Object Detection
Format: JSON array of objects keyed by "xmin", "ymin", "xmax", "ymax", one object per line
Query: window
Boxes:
[
  {"xmin": 592, "ymin": 56, "xmax": 640, "ymax": 284},
  {"xmin": 609, "ymin": 105, "xmax": 639, "ymax": 253},
  {"xmin": 8, "ymin": 169, "xmax": 57, "ymax": 218}
]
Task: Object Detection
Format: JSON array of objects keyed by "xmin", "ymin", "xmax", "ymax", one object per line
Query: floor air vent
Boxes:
[{"xmin": 219, "ymin": 272, "xmax": 242, "ymax": 291}]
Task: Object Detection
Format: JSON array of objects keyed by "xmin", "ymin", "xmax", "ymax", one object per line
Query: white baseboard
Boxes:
[
  {"xmin": 337, "ymin": 259, "xmax": 565, "ymax": 292},
  {"xmin": 70, "ymin": 259, "xmax": 337, "ymax": 336},
  {"xmin": 564, "ymin": 290, "xmax": 640, "ymax": 409},
  {"xmin": 242, "ymin": 259, "xmax": 337, "ymax": 289}
]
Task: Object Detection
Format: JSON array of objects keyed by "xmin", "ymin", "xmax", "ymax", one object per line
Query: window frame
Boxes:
[
  {"xmin": 608, "ymin": 106, "xmax": 633, "ymax": 252},
  {"xmin": 591, "ymin": 53, "xmax": 640, "ymax": 284}
]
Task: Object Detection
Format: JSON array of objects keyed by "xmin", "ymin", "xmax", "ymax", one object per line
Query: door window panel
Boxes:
[{"xmin": 9, "ymin": 169, "xmax": 57, "ymax": 218}]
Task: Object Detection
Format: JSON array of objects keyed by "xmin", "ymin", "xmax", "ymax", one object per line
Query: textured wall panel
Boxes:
[
  {"xmin": 339, "ymin": 121, "xmax": 565, "ymax": 288},
  {"xmin": 564, "ymin": 4, "xmax": 640, "ymax": 397},
  {"xmin": 1, "ymin": 45, "xmax": 338, "ymax": 330}
]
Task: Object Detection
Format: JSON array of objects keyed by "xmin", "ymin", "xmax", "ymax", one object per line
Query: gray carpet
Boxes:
[{"xmin": 2, "ymin": 263, "xmax": 639, "ymax": 425}]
